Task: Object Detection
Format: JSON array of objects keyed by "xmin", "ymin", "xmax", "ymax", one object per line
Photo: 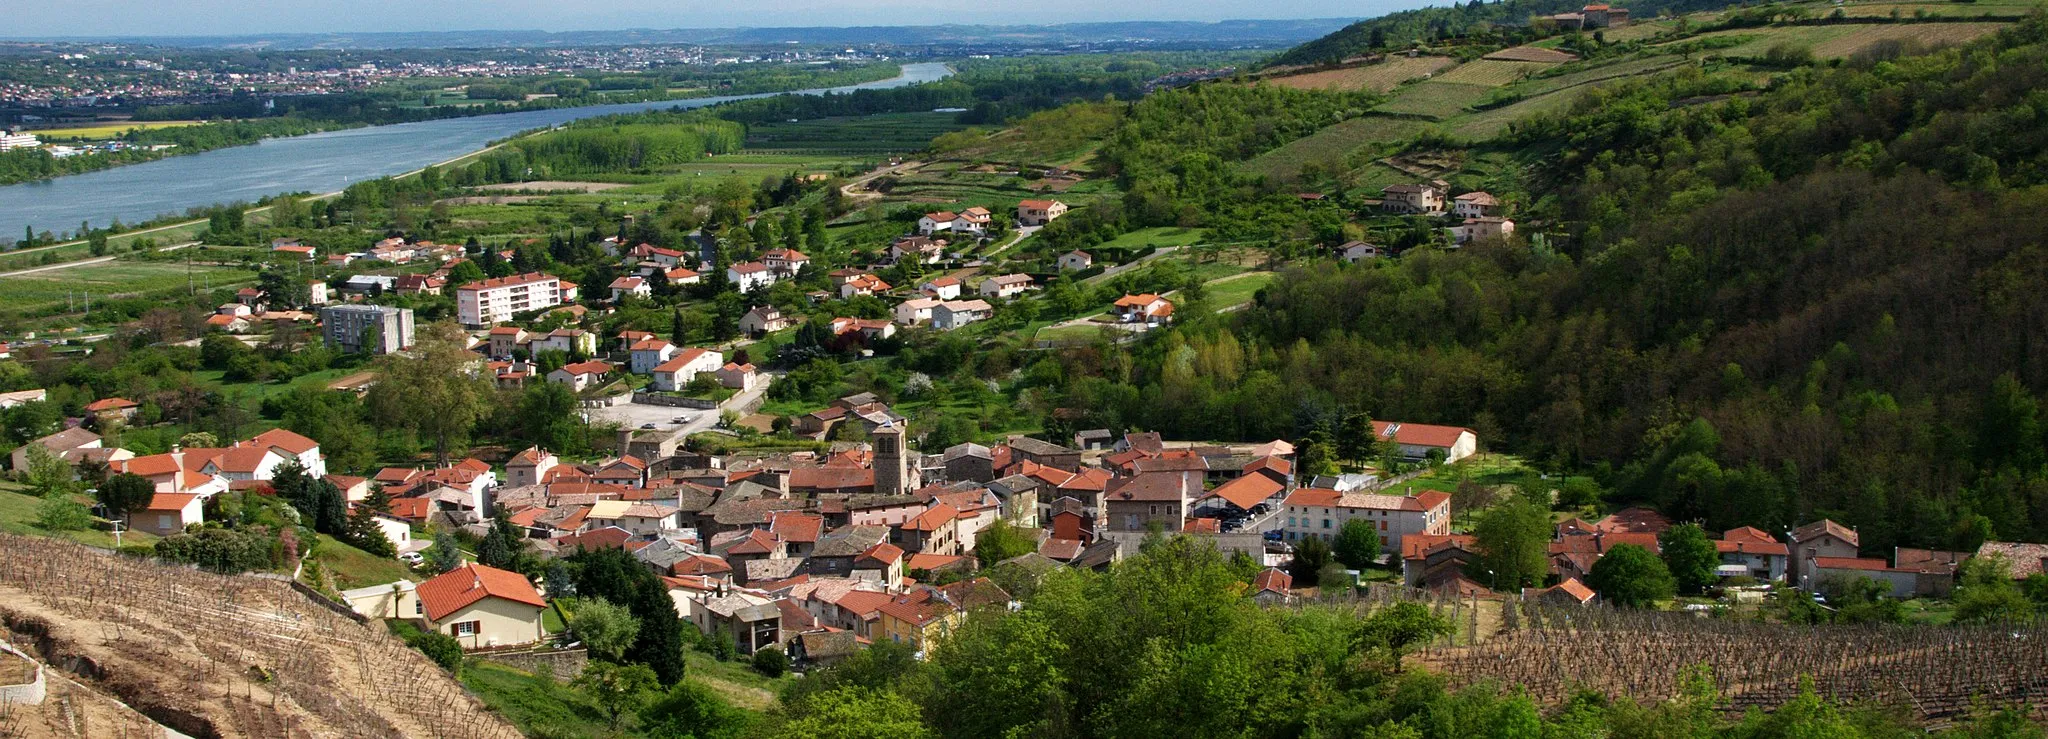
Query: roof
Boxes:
[
  {"xmin": 1548, "ymin": 578, "xmax": 1596, "ymax": 603},
  {"xmin": 901, "ymin": 503, "xmax": 960, "ymax": 532},
  {"xmin": 557, "ymin": 360, "xmax": 613, "ymax": 376},
  {"xmin": 857, "ymin": 541, "xmax": 905, "ymax": 567},
  {"xmin": 1813, "ymin": 556, "xmax": 1895, "ymax": 572},
  {"xmin": 244, "ymin": 428, "xmax": 320, "ymax": 455},
  {"xmin": 1975, "ymin": 541, "xmax": 2048, "ymax": 578},
  {"xmin": 84, "ymin": 398, "xmax": 139, "ymax": 412},
  {"xmin": 1790, "ymin": 519, "xmax": 1860, "ymax": 547},
  {"xmin": 144, "ymin": 493, "xmax": 198, "ymax": 512},
  {"xmin": 1114, "ymin": 293, "xmax": 1166, "ymax": 308},
  {"xmin": 1105, "ymin": 471, "xmax": 1198, "ymax": 502},
  {"xmin": 1453, "ymin": 191, "xmax": 1500, "ymax": 205},
  {"xmin": 209, "ymin": 446, "xmax": 277, "ymax": 474},
  {"xmin": 1717, "ymin": 526, "xmax": 1788, "ymax": 556},
  {"xmin": 789, "ymin": 466, "xmax": 874, "ymax": 491},
  {"xmin": 415, "ymin": 564, "xmax": 546, "ymax": 621},
  {"xmin": 1370, "ymin": 421, "xmax": 1474, "ymax": 449},
  {"xmin": 1019, "ymin": 199, "xmax": 1062, "ymax": 209},
  {"xmin": 1252, "ymin": 567, "xmax": 1292, "ymax": 595},
  {"xmin": 729, "ymin": 261, "xmax": 770, "ymax": 274},
  {"xmin": 1401, "ymin": 533, "xmax": 1479, "ymax": 561},
  {"xmin": 1283, "ymin": 488, "xmax": 1447, "ymax": 513},
  {"xmin": 457, "ymin": 272, "xmax": 558, "ymax": 292},
  {"xmin": 1205, "ymin": 473, "xmax": 1283, "ymax": 510}
]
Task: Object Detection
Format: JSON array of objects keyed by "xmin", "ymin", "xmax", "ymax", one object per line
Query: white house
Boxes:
[
  {"xmin": 630, "ymin": 339, "xmax": 679, "ymax": 374},
  {"xmin": 1448, "ymin": 217, "xmax": 1515, "ymax": 245},
  {"xmin": 762, "ymin": 248, "xmax": 811, "ymax": 277},
  {"xmin": 1058, "ymin": 251, "xmax": 1093, "ymax": 271},
  {"xmin": 1113, "ymin": 294, "xmax": 1174, "ymax": 325},
  {"xmin": 609, "ymin": 276, "xmax": 651, "ymax": 302},
  {"xmin": 1381, "ymin": 184, "xmax": 1445, "ymax": 215},
  {"xmin": 1281, "ymin": 488, "xmax": 1452, "ymax": 553},
  {"xmin": 417, "ymin": 564, "xmax": 548, "ymax": 650},
  {"xmin": 920, "ymin": 277, "xmax": 963, "ymax": 301},
  {"xmin": 455, "ymin": 273, "xmax": 573, "ymax": 328},
  {"xmin": 740, "ymin": 306, "xmax": 795, "ymax": 336},
  {"xmin": 652, "ymin": 348, "xmax": 724, "ymax": 392},
  {"xmin": 932, "ymin": 300, "xmax": 994, "ymax": 330},
  {"xmin": 716, "ymin": 362, "xmax": 761, "ymax": 392},
  {"xmin": 1369, "ymin": 421, "xmax": 1479, "ymax": 463},
  {"xmin": 506, "ymin": 447, "xmax": 560, "ymax": 488},
  {"xmin": 840, "ymin": 274, "xmax": 891, "ymax": 299},
  {"xmin": 528, "ymin": 329, "xmax": 597, "ymax": 357},
  {"xmin": 727, "ymin": 262, "xmax": 775, "ymax": 293},
  {"xmin": 978, "ymin": 274, "xmax": 1034, "ymax": 299},
  {"xmin": 1017, "ymin": 199, "xmax": 1069, "ymax": 227},
  {"xmin": 548, "ymin": 360, "xmax": 613, "ymax": 392},
  {"xmin": 136, "ymin": 493, "xmax": 205, "ymax": 537},
  {"xmin": 1453, "ymin": 192, "xmax": 1502, "ymax": 219},
  {"xmin": 890, "ymin": 236, "xmax": 945, "ymax": 265},
  {"xmin": 895, "ymin": 297, "xmax": 941, "ymax": 326},
  {"xmin": 241, "ymin": 428, "xmax": 327, "ymax": 478},
  {"xmin": 1340, "ymin": 241, "xmax": 1384, "ymax": 262}
]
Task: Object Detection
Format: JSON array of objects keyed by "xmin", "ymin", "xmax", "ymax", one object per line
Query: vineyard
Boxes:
[
  {"xmin": 0, "ymin": 535, "xmax": 519, "ymax": 738},
  {"xmin": 1433, "ymin": 60, "xmax": 1555, "ymax": 87},
  {"xmin": 1260, "ymin": 56, "xmax": 1457, "ymax": 92},
  {"xmin": 1397, "ymin": 592, "xmax": 2048, "ymax": 725}
]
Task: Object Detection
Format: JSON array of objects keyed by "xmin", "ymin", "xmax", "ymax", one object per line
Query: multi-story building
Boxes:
[
  {"xmin": 1281, "ymin": 488, "xmax": 1451, "ymax": 555},
  {"xmin": 455, "ymin": 273, "xmax": 574, "ymax": 327},
  {"xmin": 320, "ymin": 305, "xmax": 415, "ymax": 354},
  {"xmin": 0, "ymin": 131, "xmax": 40, "ymax": 152}
]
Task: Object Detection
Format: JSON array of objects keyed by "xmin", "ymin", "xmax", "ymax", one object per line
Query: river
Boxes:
[{"xmin": 0, "ymin": 62, "xmax": 952, "ymax": 241}]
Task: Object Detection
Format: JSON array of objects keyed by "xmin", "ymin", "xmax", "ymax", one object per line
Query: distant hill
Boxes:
[
  {"xmin": 46, "ymin": 19, "xmax": 1361, "ymax": 50},
  {"xmin": 1265, "ymin": 0, "xmax": 1730, "ymax": 67}
]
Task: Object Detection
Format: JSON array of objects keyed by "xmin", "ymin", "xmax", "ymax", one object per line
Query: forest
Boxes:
[{"xmin": 1029, "ymin": 18, "xmax": 2048, "ymax": 559}]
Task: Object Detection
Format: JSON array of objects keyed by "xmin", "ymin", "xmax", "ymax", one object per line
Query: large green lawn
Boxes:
[{"xmin": 0, "ymin": 259, "xmax": 257, "ymax": 312}]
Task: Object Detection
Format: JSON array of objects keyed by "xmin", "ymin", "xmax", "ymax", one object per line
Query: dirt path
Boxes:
[{"xmin": 838, "ymin": 160, "xmax": 922, "ymax": 203}]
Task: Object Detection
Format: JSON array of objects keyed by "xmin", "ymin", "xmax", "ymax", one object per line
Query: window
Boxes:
[
  {"xmin": 1379, "ymin": 520, "xmax": 1387, "ymax": 531},
  {"xmin": 1322, "ymin": 519, "xmax": 1331, "ymax": 529},
  {"xmin": 414, "ymin": 599, "xmax": 424, "ymax": 616},
  {"xmin": 452, "ymin": 621, "xmax": 480, "ymax": 637}
]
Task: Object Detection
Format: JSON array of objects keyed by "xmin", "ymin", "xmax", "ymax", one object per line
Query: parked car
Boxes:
[{"xmin": 641, "ymin": 423, "xmax": 658, "ymax": 429}]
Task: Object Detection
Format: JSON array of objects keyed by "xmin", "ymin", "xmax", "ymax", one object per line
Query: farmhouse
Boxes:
[
  {"xmin": 1381, "ymin": 184, "xmax": 1445, "ymax": 215},
  {"xmin": 416, "ymin": 564, "xmax": 548, "ymax": 650},
  {"xmin": 1016, "ymin": 199, "xmax": 1069, "ymax": 226},
  {"xmin": 1369, "ymin": 421, "xmax": 1479, "ymax": 463}
]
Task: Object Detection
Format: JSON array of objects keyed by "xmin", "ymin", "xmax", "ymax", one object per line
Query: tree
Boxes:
[
  {"xmin": 572, "ymin": 597, "xmax": 642, "ymax": 663},
  {"xmin": 1290, "ymin": 534, "xmax": 1333, "ymax": 586},
  {"xmin": 34, "ymin": 497, "xmax": 90, "ymax": 531},
  {"xmin": 775, "ymin": 687, "xmax": 934, "ymax": 739},
  {"xmin": 426, "ymin": 531, "xmax": 463, "ymax": 573},
  {"xmin": 751, "ymin": 645, "xmax": 789, "ymax": 677},
  {"xmin": 1471, "ymin": 497, "xmax": 1550, "ymax": 590},
  {"xmin": 571, "ymin": 546, "xmax": 689, "ymax": 684},
  {"xmin": 366, "ymin": 321, "xmax": 494, "ymax": 464},
  {"xmin": 477, "ymin": 513, "xmax": 525, "ymax": 570},
  {"xmin": 1953, "ymin": 555, "xmax": 2034, "ymax": 624},
  {"xmin": 639, "ymin": 681, "xmax": 753, "ymax": 739},
  {"xmin": 21, "ymin": 443, "xmax": 72, "ymax": 498},
  {"xmin": 1658, "ymin": 523, "xmax": 1720, "ymax": 595},
  {"xmin": 1586, "ymin": 543, "xmax": 1675, "ymax": 608},
  {"xmin": 96, "ymin": 472, "xmax": 156, "ymax": 524},
  {"xmin": 405, "ymin": 628, "xmax": 464, "ymax": 671},
  {"xmin": 1357, "ymin": 601, "xmax": 1453, "ymax": 670},
  {"xmin": 1332, "ymin": 518, "xmax": 1382, "ymax": 569},
  {"xmin": 518, "ymin": 381, "xmax": 582, "ymax": 454},
  {"xmin": 575, "ymin": 661, "xmax": 660, "ymax": 728},
  {"xmin": 972, "ymin": 519, "xmax": 1037, "ymax": 566}
]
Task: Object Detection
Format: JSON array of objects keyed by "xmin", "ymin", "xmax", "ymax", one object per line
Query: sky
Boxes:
[{"xmin": 12, "ymin": 0, "xmax": 1421, "ymax": 38}]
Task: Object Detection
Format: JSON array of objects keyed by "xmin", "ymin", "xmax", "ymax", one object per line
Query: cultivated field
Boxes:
[
  {"xmin": 0, "ymin": 535, "xmax": 519, "ymax": 738},
  {"xmin": 475, "ymin": 181, "xmax": 628, "ymax": 192},
  {"xmin": 1376, "ymin": 81, "xmax": 1495, "ymax": 119},
  {"xmin": 1261, "ymin": 56, "xmax": 1457, "ymax": 92},
  {"xmin": 1434, "ymin": 60, "xmax": 1555, "ymax": 87},
  {"xmin": 744, "ymin": 112, "xmax": 969, "ymax": 155},
  {"xmin": 29, "ymin": 120, "xmax": 206, "ymax": 140},
  {"xmin": 0, "ymin": 261, "xmax": 255, "ymax": 312},
  {"xmin": 1484, "ymin": 45, "xmax": 1581, "ymax": 63},
  {"xmin": 1241, "ymin": 116, "xmax": 1433, "ymax": 180},
  {"xmin": 1665, "ymin": 21, "xmax": 2009, "ymax": 58}
]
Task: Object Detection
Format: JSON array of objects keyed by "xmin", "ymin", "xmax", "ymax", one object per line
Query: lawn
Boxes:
[
  {"xmin": 0, "ymin": 482, "xmax": 159, "ymax": 550},
  {"xmin": 460, "ymin": 661, "xmax": 613, "ymax": 737},
  {"xmin": 684, "ymin": 651, "xmax": 794, "ymax": 711},
  {"xmin": 1201, "ymin": 271, "xmax": 1275, "ymax": 309},
  {"xmin": 308, "ymin": 533, "xmax": 415, "ymax": 590},
  {"xmin": 1088, "ymin": 226, "xmax": 1209, "ymax": 251},
  {"xmin": 1259, "ymin": 56, "xmax": 1457, "ymax": 92},
  {"xmin": 0, "ymin": 260, "xmax": 258, "ymax": 312}
]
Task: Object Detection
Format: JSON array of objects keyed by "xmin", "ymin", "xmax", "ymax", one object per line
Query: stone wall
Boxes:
[{"xmin": 475, "ymin": 647, "xmax": 588, "ymax": 681}]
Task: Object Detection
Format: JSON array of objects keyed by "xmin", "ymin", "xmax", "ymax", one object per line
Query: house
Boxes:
[
  {"xmin": 1104, "ymin": 471, "xmax": 1201, "ymax": 533},
  {"xmin": 484, "ymin": 327, "xmax": 528, "ymax": 358},
  {"xmin": 84, "ymin": 397, "xmax": 140, "ymax": 425},
  {"xmin": 740, "ymin": 306, "xmax": 795, "ymax": 337},
  {"xmin": 1251, "ymin": 568, "xmax": 1294, "ymax": 605},
  {"xmin": 875, "ymin": 578, "xmax": 1009, "ymax": 651},
  {"xmin": 1401, "ymin": 533, "xmax": 1480, "ymax": 588},
  {"xmin": 506, "ymin": 447, "xmax": 559, "ymax": 488},
  {"xmin": 1370, "ymin": 421, "xmax": 1479, "ymax": 463},
  {"xmin": 528, "ymin": 328, "xmax": 597, "ymax": 357},
  {"xmin": 664, "ymin": 266, "xmax": 702, "ymax": 285},
  {"xmin": 1789, "ymin": 519, "xmax": 1860, "ymax": 589},
  {"xmin": 919, "ymin": 277, "xmax": 963, "ymax": 301},
  {"xmin": 695, "ymin": 592, "xmax": 783, "ymax": 655},
  {"xmin": 651, "ymin": 348, "xmax": 723, "ymax": 392},
  {"xmin": 917, "ymin": 208, "xmax": 991, "ymax": 237},
  {"xmin": 1974, "ymin": 541, "xmax": 2048, "ymax": 580},
  {"xmin": 890, "ymin": 236, "xmax": 945, "ymax": 265},
  {"xmin": 0, "ymin": 388, "xmax": 45, "ymax": 409},
  {"xmin": 609, "ymin": 276, "xmax": 651, "ymax": 302},
  {"xmin": 931, "ymin": 300, "xmax": 993, "ymax": 330},
  {"xmin": 1453, "ymin": 192, "xmax": 1502, "ymax": 218},
  {"xmin": 839, "ymin": 273, "xmax": 891, "ymax": 299},
  {"xmin": 1381, "ymin": 184, "xmax": 1445, "ymax": 215},
  {"xmin": 1339, "ymin": 241, "xmax": 1383, "ymax": 263},
  {"xmin": 135, "ymin": 493, "xmax": 204, "ymax": 536},
  {"xmin": 828, "ymin": 317, "xmax": 896, "ymax": 347},
  {"xmin": 894, "ymin": 297, "xmax": 941, "ymax": 326},
  {"xmin": 727, "ymin": 262, "xmax": 775, "ymax": 293},
  {"xmin": 1716, "ymin": 526, "xmax": 1789, "ymax": 581},
  {"xmin": 548, "ymin": 360, "xmax": 613, "ymax": 392},
  {"xmin": 1448, "ymin": 217, "xmax": 1515, "ymax": 245},
  {"xmin": 1524, "ymin": 578, "xmax": 1597, "ymax": 606},
  {"xmin": 630, "ymin": 339, "xmax": 680, "ymax": 374},
  {"xmin": 416, "ymin": 564, "xmax": 548, "ymax": 650},
  {"xmin": 978, "ymin": 274, "xmax": 1034, "ymax": 299},
  {"xmin": 1281, "ymin": 488, "xmax": 1452, "ymax": 555},
  {"xmin": 762, "ymin": 248, "xmax": 811, "ymax": 277},
  {"xmin": 10, "ymin": 427, "xmax": 115, "ymax": 471},
  {"xmin": 393, "ymin": 275, "xmax": 446, "ymax": 296},
  {"xmin": 896, "ymin": 503, "xmax": 962, "ymax": 555},
  {"xmin": 716, "ymin": 362, "xmax": 761, "ymax": 392},
  {"xmin": 1057, "ymin": 250, "xmax": 1093, "ymax": 271},
  {"xmin": 1809, "ymin": 550, "xmax": 1960, "ymax": 599},
  {"xmin": 1113, "ymin": 294, "xmax": 1174, "ymax": 325},
  {"xmin": 455, "ymin": 273, "xmax": 572, "ymax": 328},
  {"xmin": 205, "ymin": 314, "xmax": 249, "ymax": 332},
  {"xmin": 1017, "ymin": 199, "xmax": 1069, "ymax": 227}
]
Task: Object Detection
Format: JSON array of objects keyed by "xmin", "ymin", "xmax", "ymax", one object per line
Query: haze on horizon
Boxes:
[{"xmin": 13, "ymin": 0, "xmax": 1423, "ymax": 39}]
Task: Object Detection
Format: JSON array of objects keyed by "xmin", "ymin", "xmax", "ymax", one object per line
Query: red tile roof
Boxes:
[
  {"xmin": 1370, "ymin": 420, "xmax": 1474, "ymax": 449},
  {"xmin": 789, "ymin": 466, "xmax": 874, "ymax": 492},
  {"xmin": 84, "ymin": 398, "xmax": 138, "ymax": 412},
  {"xmin": 1813, "ymin": 556, "xmax": 1894, "ymax": 572},
  {"xmin": 1206, "ymin": 473, "xmax": 1282, "ymax": 510},
  {"xmin": 1252, "ymin": 567, "xmax": 1292, "ymax": 595},
  {"xmin": 416, "ymin": 564, "xmax": 546, "ymax": 621},
  {"xmin": 901, "ymin": 504, "xmax": 959, "ymax": 532},
  {"xmin": 144, "ymin": 493, "xmax": 198, "ymax": 512},
  {"xmin": 1717, "ymin": 526, "xmax": 1788, "ymax": 556}
]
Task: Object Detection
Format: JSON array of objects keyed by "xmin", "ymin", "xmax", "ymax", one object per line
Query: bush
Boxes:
[
  {"xmin": 751, "ymin": 646, "xmax": 789, "ymax": 677},
  {"xmin": 406, "ymin": 629, "xmax": 464, "ymax": 671},
  {"xmin": 33, "ymin": 497, "xmax": 91, "ymax": 531}
]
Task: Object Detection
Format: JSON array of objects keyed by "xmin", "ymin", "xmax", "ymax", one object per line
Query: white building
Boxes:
[
  {"xmin": 932, "ymin": 300, "xmax": 993, "ymax": 330},
  {"xmin": 894, "ymin": 297, "xmax": 941, "ymax": 326},
  {"xmin": 1369, "ymin": 421, "xmax": 1479, "ymax": 463},
  {"xmin": 978, "ymin": 274, "xmax": 1034, "ymax": 299},
  {"xmin": 1281, "ymin": 488, "xmax": 1451, "ymax": 555},
  {"xmin": 652, "ymin": 348, "xmax": 724, "ymax": 392},
  {"xmin": 727, "ymin": 262, "xmax": 775, "ymax": 293},
  {"xmin": 455, "ymin": 273, "xmax": 573, "ymax": 327},
  {"xmin": 0, "ymin": 132, "xmax": 40, "ymax": 152}
]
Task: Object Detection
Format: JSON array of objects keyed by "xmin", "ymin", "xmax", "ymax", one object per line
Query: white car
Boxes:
[{"xmin": 398, "ymin": 551, "xmax": 423, "ymax": 565}]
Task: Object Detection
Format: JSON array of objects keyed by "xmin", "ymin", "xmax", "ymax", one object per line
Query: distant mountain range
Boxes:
[{"xmin": 39, "ymin": 20, "xmax": 1361, "ymax": 50}]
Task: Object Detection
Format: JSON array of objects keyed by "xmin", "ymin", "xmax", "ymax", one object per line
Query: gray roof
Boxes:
[
  {"xmin": 943, "ymin": 442, "xmax": 992, "ymax": 461},
  {"xmin": 745, "ymin": 557, "xmax": 805, "ymax": 582},
  {"xmin": 797, "ymin": 630, "xmax": 860, "ymax": 659},
  {"xmin": 813, "ymin": 525, "xmax": 891, "ymax": 558},
  {"xmin": 632, "ymin": 537, "xmax": 697, "ymax": 570},
  {"xmin": 1006, "ymin": 435, "xmax": 1075, "ymax": 456}
]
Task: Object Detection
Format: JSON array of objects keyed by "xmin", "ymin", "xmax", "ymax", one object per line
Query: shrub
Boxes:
[
  {"xmin": 406, "ymin": 629, "xmax": 464, "ymax": 671},
  {"xmin": 751, "ymin": 646, "xmax": 789, "ymax": 677}
]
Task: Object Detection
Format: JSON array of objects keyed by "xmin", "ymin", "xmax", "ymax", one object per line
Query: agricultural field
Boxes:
[
  {"xmin": 1201, "ymin": 271, "xmax": 1275, "ymax": 309},
  {"xmin": 1260, "ymin": 56, "xmax": 1457, "ymax": 92},
  {"xmin": 1598, "ymin": 19, "xmax": 1682, "ymax": 42},
  {"xmin": 1241, "ymin": 116, "xmax": 1435, "ymax": 181},
  {"xmin": 743, "ymin": 112, "xmax": 970, "ymax": 155},
  {"xmin": 1433, "ymin": 60, "xmax": 1555, "ymax": 87},
  {"xmin": 29, "ymin": 120, "xmax": 207, "ymax": 140},
  {"xmin": 1483, "ymin": 45, "xmax": 1581, "ymax": 63},
  {"xmin": 0, "ymin": 259, "xmax": 256, "ymax": 312},
  {"xmin": 1660, "ymin": 21, "xmax": 2009, "ymax": 58},
  {"xmin": 1375, "ymin": 81, "xmax": 1495, "ymax": 119}
]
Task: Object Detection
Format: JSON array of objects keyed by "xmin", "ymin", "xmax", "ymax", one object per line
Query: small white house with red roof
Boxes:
[
  {"xmin": 548, "ymin": 360, "xmax": 614, "ymax": 392},
  {"xmin": 1113, "ymin": 294, "xmax": 1174, "ymax": 325},
  {"xmin": 416, "ymin": 564, "xmax": 548, "ymax": 649},
  {"xmin": 652, "ymin": 348, "xmax": 724, "ymax": 392},
  {"xmin": 1370, "ymin": 421, "xmax": 1479, "ymax": 463}
]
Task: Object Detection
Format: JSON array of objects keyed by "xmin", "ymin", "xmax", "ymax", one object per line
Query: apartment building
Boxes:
[{"xmin": 455, "ymin": 273, "xmax": 576, "ymax": 327}]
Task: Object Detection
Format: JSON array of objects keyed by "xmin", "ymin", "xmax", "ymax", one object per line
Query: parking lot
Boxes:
[{"xmin": 584, "ymin": 401, "xmax": 713, "ymax": 435}]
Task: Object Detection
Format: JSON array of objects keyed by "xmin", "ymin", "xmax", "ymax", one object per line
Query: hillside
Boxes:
[{"xmin": 0, "ymin": 535, "xmax": 518, "ymax": 738}]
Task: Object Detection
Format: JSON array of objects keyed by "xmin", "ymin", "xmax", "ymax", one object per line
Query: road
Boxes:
[
  {"xmin": 1083, "ymin": 245, "xmax": 1184, "ymax": 286},
  {"xmin": 838, "ymin": 160, "xmax": 922, "ymax": 203},
  {"xmin": 0, "ymin": 241, "xmax": 199, "ymax": 279}
]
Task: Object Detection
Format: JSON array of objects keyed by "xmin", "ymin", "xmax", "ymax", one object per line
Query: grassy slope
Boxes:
[
  {"xmin": 0, "ymin": 482, "xmax": 159, "ymax": 550},
  {"xmin": 310, "ymin": 532, "xmax": 415, "ymax": 590}
]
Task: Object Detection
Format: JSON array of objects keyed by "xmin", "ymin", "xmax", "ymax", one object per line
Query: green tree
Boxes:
[
  {"xmin": 1658, "ymin": 523, "xmax": 1720, "ymax": 595},
  {"xmin": 426, "ymin": 531, "xmax": 463, "ymax": 573},
  {"xmin": 1332, "ymin": 518, "xmax": 1382, "ymax": 569},
  {"xmin": 1356, "ymin": 601, "xmax": 1454, "ymax": 670},
  {"xmin": 21, "ymin": 443, "xmax": 73, "ymax": 498},
  {"xmin": 575, "ymin": 661, "xmax": 660, "ymax": 728},
  {"xmin": 477, "ymin": 513, "xmax": 525, "ymax": 570},
  {"xmin": 1953, "ymin": 555, "xmax": 2034, "ymax": 624},
  {"xmin": 517, "ymin": 381, "xmax": 583, "ymax": 454},
  {"xmin": 34, "ymin": 497, "xmax": 90, "ymax": 531},
  {"xmin": 751, "ymin": 645, "xmax": 789, "ymax": 677},
  {"xmin": 639, "ymin": 681, "xmax": 753, "ymax": 739},
  {"xmin": 572, "ymin": 597, "xmax": 642, "ymax": 663},
  {"xmin": 571, "ymin": 546, "xmax": 689, "ymax": 684},
  {"xmin": 95, "ymin": 472, "xmax": 156, "ymax": 524},
  {"xmin": 1471, "ymin": 497, "xmax": 1550, "ymax": 590},
  {"xmin": 972, "ymin": 519, "xmax": 1037, "ymax": 567},
  {"xmin": 775, "ymin": 687, "xmax": 934, "ymax": 739},
  {"xmin": 405, "ymin": 627, "xmax": 464, "ymax": 670},
  {"xmin": 1586, "ymin": 543, "xmax": 1675, "ymax": 608},
  {"xmin": 366, "ymin": 320, "xmax": 494, "ymax": 464},
  {"xmin": 1290, "ymin": 534, "xmax": 1333, "ymax": 586}
]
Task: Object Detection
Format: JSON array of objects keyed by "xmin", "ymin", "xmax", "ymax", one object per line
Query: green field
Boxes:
[
  {"xmin": 1202, "ymin": 271, "xmax": 1276, "ymax": 309},
  {"xmin": 308, "ymin": 532, "xmax": 415, "ymax": 590},
  {"xmin": 0, "ymin": 483, "xmax": 160, "ymax": 550},
  {"xmin": 1658, "ymin": 21, "xmax": 2010, "ymax": 58},
  {"xmin": 744, "ymin": 112, "xmax": 969, "ymax": 155},
  {"xmin": 1375, "ymin": 81, "xmax": 1495, "ymax": 120},
  {"xmin": 31, "ymin": 120, "xmax": 208, "ymax": 140},
  {"xmin": 0, "ymin": 260, "xmax": 257, "ymax": 312},
  {"xmin": 1241, "ymin": 116, "xmax": 1434, "ymax": 181}
]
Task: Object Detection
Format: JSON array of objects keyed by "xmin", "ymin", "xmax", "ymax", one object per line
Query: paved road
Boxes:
[{"xmin": 1082, "ymin": 246, "xmax": 1183, "ymax": 286}]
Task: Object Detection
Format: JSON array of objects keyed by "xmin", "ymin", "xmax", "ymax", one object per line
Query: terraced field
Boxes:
[
  {"xmin": 744, "ymin": 111, "xmax": 970, "ymax": 154},
  {"xmin": 1376, "ymin": 81, "xmax": 1494, "ymax": 119},
  {"xmin": 1661, "ymin": 21, "xmax": 2008, "ymax": 58},
  {"xmin": 1434, "ymin": 60, "xmax": 1555, "ymax": 86},
  {"xmin": 1261, "ymin": 56, "xmax": 1457, "ymax": 91},
  {"xmin": 1241, "ymin": 116, "xmax": 1434, "ymax": 180}
]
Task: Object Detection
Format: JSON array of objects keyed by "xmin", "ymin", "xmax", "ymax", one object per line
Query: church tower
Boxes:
[{"xmin": 874, "ymin": 423, "xmax": 909, "ymax": 496}]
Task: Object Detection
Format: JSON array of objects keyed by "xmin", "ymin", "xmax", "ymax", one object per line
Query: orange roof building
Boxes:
[{"xmin": 415, "ymin": 564, "xmax": 548, "ymax": 648}]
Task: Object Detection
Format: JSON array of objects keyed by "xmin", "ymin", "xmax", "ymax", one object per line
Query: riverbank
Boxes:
[{"xmin": 0, "ymin": 62, "xmax": 951, "ymax": 252}]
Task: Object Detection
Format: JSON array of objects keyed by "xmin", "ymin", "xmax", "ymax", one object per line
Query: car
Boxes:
[
  {"xmin": 674, "ymin": 416, "xmax": 691, "ymax": 424},
  {"xmin": 1251, "ymin": 503, "xmax": 1272, "ymax": 514},
  {"xmin": 641, "ymin": 423, "xmax": 658, "ymax": 429},
  {"xmin": 1263, "ymin": 530, "xmax": 1285, "ymax": 541},
  {"xmin": 398, "ymin": 551, "xmax": 423, "ymax": 565}
]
